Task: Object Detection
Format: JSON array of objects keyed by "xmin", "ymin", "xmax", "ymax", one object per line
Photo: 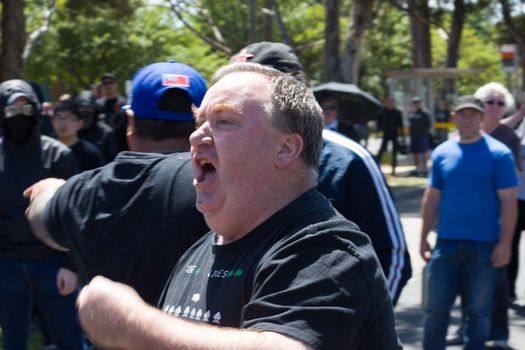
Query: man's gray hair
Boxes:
[
  {"xmin": 474, "ymin": 82, "xmax": 515, "ymax": 112},
  {"xmin": 213, "ymin": 63, "xmax": 324, "ymax": 173}
]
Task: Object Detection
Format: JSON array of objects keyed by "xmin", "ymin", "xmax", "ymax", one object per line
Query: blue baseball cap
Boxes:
[{"xmin": 128, "ymin": 61, "xmax": 207, "ymax": 122}]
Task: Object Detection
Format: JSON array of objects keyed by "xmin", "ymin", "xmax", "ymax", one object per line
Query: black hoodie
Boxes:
[{"xmin": 0, "ymin": 79, "xmax": 78, "ymax": 259}]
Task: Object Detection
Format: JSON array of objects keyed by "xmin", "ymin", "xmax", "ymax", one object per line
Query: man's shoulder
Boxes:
[
  {"xmin": 493, "ymin": 124, "xmax": 520, "ymax": 143},
  {"xmin": 40, "ymin": 134, "xmax": 72, "ymax": 154},
  {"xmin": 114, "ymin": 151, "xmax": 193, "ymax": 176},
  {"xmin": 483, "ymin": 133, "xmax": 515, "ymax": 154},
  {"xmin": 77, "ymin": 138, "xmax": 101, "ymax": 152},
  {"xmin": 322, "ymin": 129, "xmax": 365, "ymax": 157},
  {"xmin": 95, "ymin": 120, "xmax": 114, "ymax": 133}
]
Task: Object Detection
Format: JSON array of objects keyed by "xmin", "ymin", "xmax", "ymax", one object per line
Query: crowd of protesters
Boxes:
[{"xmin": 0, "ymin": 41, "xmax": 524, "ymax": 350}]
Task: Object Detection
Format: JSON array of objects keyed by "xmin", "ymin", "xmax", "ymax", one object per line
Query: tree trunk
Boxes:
[
  {"xmin": 324, "ymin": 0, "xmax": 340, "ymax": 82},
  {"xmin": 1, "ymin": 0, "xmax": 26, "ymax": 81},
  {"xmin": 339, "ymin": 0, "xmax": 374, "ymax": 84},
  {"xmin": 263, "ymin": 0, "xmax": 273, "ymax": 41},
  {"xmin": 272, "ymin": 0, "xmax": 292, "ymax": 47},
  {"xmin": 408, "ymin": 0, "xmax": 432, "ymax": 68},
  {"xmin": 446, "ymin": 0, "xmax": 465, "ymax": 68},
  {"xmin": 23, "ymin": 0, "xmax": 57, "ymax": 65},
  {"xmin": 249, "ymin": 0, "xmax": 257, "ymax": 43}
]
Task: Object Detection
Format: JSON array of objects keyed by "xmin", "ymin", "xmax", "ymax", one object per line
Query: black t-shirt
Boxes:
[
  {"xmin": 70, "ymin": 139, "xmax": 104, "ymax": 172},
  {"xmin": 409, "ymin": 109, "xmax": 431, "ymax": 137},
  {"xmin": 160, "ymin": 189, "xmax": 401, "ymax": 350},
  {"xmin": 45, "ymin": 151, "xmax": 209, "ymax": 305},
  {"xmin": 0, "ymin": 133, "xmax": 78, "ymax": 259},
  {"xmin": 78, "ymin": 121, "xmax": 118, "ymax": 163},
  {"xmin": 377, "ymin": 108, "xmax": 403, "ymax": 139}
]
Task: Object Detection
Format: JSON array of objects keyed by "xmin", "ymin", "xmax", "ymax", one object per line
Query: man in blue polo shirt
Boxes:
[{"xmin": 420, "ymin": 95, "xmax": 518, "ymax": 349}]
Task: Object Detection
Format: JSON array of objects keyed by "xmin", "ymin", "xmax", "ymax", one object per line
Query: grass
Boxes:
[
  {"xmin": 386, "ymin": 173, "xmax": 428, "ymax": 192},
  {"xmin": 0, "ymin": 327, "xmax": 45, "ymax": 349}
]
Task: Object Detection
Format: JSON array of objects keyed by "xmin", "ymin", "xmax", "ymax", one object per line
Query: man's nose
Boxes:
[{"xmin": 190, "ymin": 123, "xmax": 213, "ymax": 148}]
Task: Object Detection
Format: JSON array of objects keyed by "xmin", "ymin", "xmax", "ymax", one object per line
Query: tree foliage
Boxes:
[{"xmin": 5, "ymin": 0, "xmax": 520, "ymax": 101}]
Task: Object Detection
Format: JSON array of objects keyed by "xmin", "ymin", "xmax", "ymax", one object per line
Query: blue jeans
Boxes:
[
  {"xmin": 423, "ymin": 239, "xmax": 497, "ymax": 350},
  {"xmin": 0, "ymin": 255, "xmax": 84, "ymax": 350}
]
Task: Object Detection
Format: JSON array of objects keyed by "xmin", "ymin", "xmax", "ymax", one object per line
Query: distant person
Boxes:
[
  {"xmin": 433, "ymin": 99, "xmax": 450, "ymax": 145},
  {"xmin": 51, "ymin": 100, "xmax": 104, "ymax": 171},
  {"xmin": 501, "ymin": 93, "xmax": 525, "ymax": 302},
  {"xmin": 25, "ymin": 61, "xmax": 210, "ymax": 305},
  {"xmin": 319, "ymin": 96, "xmax": 360, "ymax": 142},
  {"xmin": 447, "ymin": 84, "xmax": 520, "ymax": 348},
  {"xmin": 376, "ymin": 96, "xmax": 406, "ymax": 175},
  {"xmin": 476, "ymin": 82, "xmax": 520, "ymax": 349},
  {"xmin": 477, "ymin": 82, "xmax": 520, "ymax": 169},
  {"xmin": 231, "ymin": 41, "xmax": 411, "ymax": 305},
  {"xmin": 76, "ymin": 90, "xmax": 118, "ymax": 162},
  {"xmin": 96, "ymin": 72, "xmax": 128, "ymax": 152},
  {"xmin": 408, "ymin": 96, "xmax": 432, "ymax": 176},
  {"xmin": 420, "ymin": 95, "xmax": 517, "ymax": 350},
  {"xmin": 74, "ymin": 62, "xmax": 401, "ymax": 350},
  {"xmin": 0, "ymin": 79, "xmax": 83, "ymax": 349},
  {"xmin": 27, "ymin": 80, "xmax": 55, "ymax": 137}
]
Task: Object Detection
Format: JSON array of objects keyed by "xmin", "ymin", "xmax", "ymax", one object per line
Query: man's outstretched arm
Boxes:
[
  {"xmin": 420, "ymin": 187, "xmax": 441, "ymax": 262},
  {"xmin": 78, "ymin": 276, "xmax": 313, "ymax": 350},
  {"xmin": 24, "ymin": 178, "xmax": 67, "ymax": 251}
]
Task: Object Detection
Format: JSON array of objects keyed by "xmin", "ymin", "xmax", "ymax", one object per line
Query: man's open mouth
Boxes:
[{"xmin": 198, "ymin": 158, "xmax": 216, "ymax": 182}]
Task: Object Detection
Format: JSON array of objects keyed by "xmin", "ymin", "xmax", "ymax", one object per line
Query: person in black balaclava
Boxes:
[
  {"xmin": 0, "ymin": 80, "xmax": 84, "ymax": 349},
  {"xmin": 75, "ymin": 90, "xmax": 118, "ymax": 163}
]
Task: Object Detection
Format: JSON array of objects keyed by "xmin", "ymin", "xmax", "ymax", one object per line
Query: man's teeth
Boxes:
[{"xmin": 200, "ymin": 159, "xmax": 211, "ymax": 166}]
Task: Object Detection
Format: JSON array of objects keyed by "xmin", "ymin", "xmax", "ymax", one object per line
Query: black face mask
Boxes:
[
  {"xmin": 79, "ymin": 111, "xmax": 95, "ymax": 130},
  {"xmin": 4, "ymin": 115, "xmax": 36, "ymax": 144}
]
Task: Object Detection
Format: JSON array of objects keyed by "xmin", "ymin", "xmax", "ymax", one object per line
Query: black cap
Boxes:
[
  {"xmin": 453, "ymin": 95, "xmax": 484, "ymax": 113},
  {"xmin": 101, "ymin": 72, "xmax": 117, "ymax": 82},
  {"xmin": 231, "ymin": 42, "xmax": 304, "ymax": 77},
  {"xmin": 0, "ymin": 79, "xmax": 41, "ymax": 118},
  {"xmin": 54, "ymin": 100, "xmax": 81, "ymax": 118}
]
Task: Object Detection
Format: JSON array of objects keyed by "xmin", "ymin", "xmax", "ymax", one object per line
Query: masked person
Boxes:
[
  {"xmin": 96, "ymin": 73, "xmax": 128, "ymax": 152},
  {"xmin": 0, "ymin": 79, "xmax": 83, "ymax": 349},
  {"xmin": 76, "ymin": 90, "xmax": 118, "ymax": 163}
]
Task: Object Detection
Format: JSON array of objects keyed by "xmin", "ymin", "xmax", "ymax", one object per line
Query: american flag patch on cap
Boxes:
[{"xmin": 162, "ymin": 74, "xmax": 190, "ymax": 87}]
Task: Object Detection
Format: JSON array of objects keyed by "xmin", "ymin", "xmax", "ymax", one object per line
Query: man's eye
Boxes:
[{"xmin": 216, "ymin": 119, "xmax": 234, "ymax": 127}]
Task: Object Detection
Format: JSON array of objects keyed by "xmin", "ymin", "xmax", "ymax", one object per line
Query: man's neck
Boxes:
[
  {"xmin": 458, "ymin": 132, "xmax": 483, "ymax": 144},
  {"xmin": 131, "ymin": 137, "xmax": 190, "ymax": 154},
  {"xmin": 482, "ymin": 117, "xmax": 500, "ymax": 134},
  {"xmin": 216, "ymin": 169, "xmax": 316, "ymax": 245},
  {"xmin": 58, "ymin": 135, "xmax": 79, "ymax": 147}
]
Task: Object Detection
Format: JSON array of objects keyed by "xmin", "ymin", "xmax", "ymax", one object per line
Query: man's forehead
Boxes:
[
  {"xmin": 56, "ymin": 110, "xmax": 75, "ymax": 115},
  {"xmin": 203, "ymin": 72, "xmax": 270, "ymax": 105}
]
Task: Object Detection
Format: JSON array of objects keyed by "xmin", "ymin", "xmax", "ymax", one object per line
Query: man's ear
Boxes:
[
  {"xmin": 274, "ymin": 133, "xmax": 304, "ymax": 169},
  {"xmin": 126, "ymin": 110, "xmax": 136, "ymax": 138}
]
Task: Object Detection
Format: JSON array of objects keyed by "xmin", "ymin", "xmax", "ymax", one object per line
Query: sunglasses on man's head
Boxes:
[
  {"xmin": 484, "ymin": 100, "xmax": 505, "ymax": 107},
  {"xmin": 4, "ymin": 104, "xmax": 34, "ymax": 118},
  {"xmin": 321, "ymin": 105, "xmax": 337, "ymax": 111}
]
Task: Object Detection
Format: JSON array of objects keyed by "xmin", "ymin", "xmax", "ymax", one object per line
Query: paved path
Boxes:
[{"xmin": 393, "ymin": 188, "xmax": 525, "ymax": 349}]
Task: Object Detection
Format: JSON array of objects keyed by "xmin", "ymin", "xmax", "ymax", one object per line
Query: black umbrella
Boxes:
[{"xmin": 311, "ymin": 82, "xmax": 382, "ymax": 124}]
